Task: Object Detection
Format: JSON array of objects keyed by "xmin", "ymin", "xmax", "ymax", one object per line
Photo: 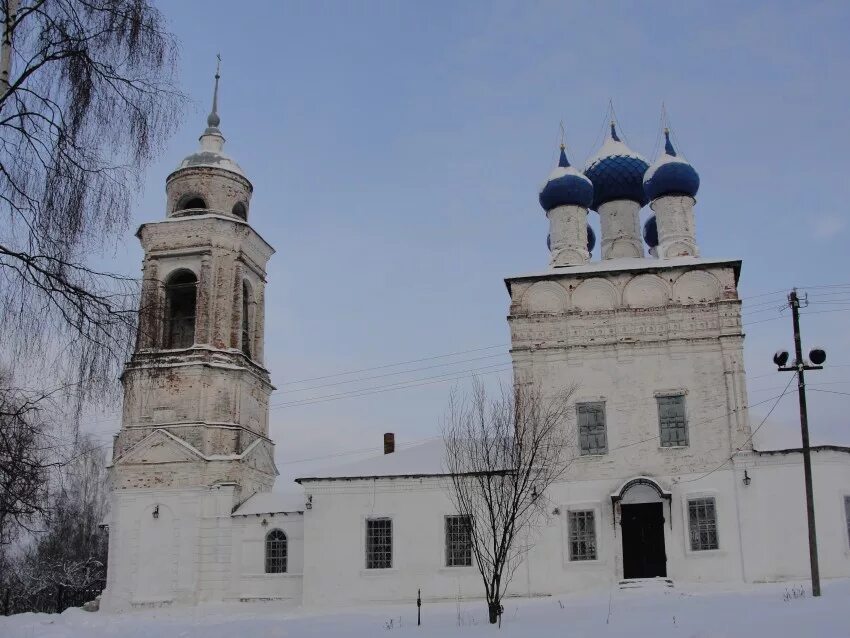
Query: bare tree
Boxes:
[
  {"xmin": 442, "ymin": 379, "xmax": 577, "ymax": 625},
  {"xmin": 0, "ymin": 433, "xmax": 108, "ymax": 613},
  {"xmin": 0, "ymin": 0, "xmax": 183, "ymax": 408},
  {"xmin": 0, "ymin": 377, "xmax": 52, "ymax": 546}
]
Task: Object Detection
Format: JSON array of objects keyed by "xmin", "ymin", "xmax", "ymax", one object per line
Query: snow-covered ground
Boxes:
[{"xmin": 3, "ymin": 579, "xmax": 848, "ymax": 638}]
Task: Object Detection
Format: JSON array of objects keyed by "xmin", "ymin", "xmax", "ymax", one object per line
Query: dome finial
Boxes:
[
  {"xmin": 663, "ymin": 128, "xmax": 677, "ymax": 156},
  {"xmin": 609, "ymin": 120, "xmax": 620, "ymax": 142},
  {"xmin": 558, "ymin": 120, "xmax": 569, "ymax": 166},
  {"xmin": 207, "ymin": 54, "xmax": 221, "ymax": 129}
]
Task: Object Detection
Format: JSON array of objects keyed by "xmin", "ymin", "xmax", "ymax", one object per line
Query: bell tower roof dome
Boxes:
[{"xmin": 175, "ymin": 59, "xmax": 247, "ymax": 179}]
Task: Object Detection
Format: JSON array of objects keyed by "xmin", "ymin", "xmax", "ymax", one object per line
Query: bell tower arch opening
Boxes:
[
  {"xmin": 241, "ymin": 279, "xmax": 253, "ymax": 358},
  {"xmin": 164, "ymin": 269, "xmax": 197, "ymax": 349}
]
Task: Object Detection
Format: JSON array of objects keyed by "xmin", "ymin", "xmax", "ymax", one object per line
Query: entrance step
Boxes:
[{"xmin": 618, "ymin": 577, "xmax": 674, "ymax": 590}]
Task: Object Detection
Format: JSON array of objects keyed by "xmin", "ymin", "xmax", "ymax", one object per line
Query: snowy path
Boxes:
[{"xmin": 3, "ymin": 579, "xmax": 849, "ymax": 638}]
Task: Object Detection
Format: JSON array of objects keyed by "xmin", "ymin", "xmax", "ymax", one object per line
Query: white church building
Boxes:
[{"xmin": 100, "ymin": 79, "xmax": 850, "ymax": 611}]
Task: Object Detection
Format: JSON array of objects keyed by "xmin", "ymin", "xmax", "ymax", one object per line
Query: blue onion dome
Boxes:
[
  {"xmin": 539, "ymin": 146, "xmax": 594, "ymax": 211},
  {"xmin": 546, "ymin": 224, "xmax": 596, "ymax": 253},
  {"xmin": 584, "ymin": 122, "xmax": 649, "ymax": 210},
  {"xmin": 643, "ymin": 129, "xmax": 700, "ymax": 201},
  {"xmin": 643, "ymin": 215, "xmax": 658, "ymax": 249}
]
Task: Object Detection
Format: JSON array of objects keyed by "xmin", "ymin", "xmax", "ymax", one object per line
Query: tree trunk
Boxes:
[{"xmin": 488, "ymin": 600, "xmax": 500, "ymax": 624}]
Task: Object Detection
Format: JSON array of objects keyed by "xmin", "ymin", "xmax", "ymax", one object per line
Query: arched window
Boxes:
[
  {"xmin": 164, "ymin": 270, "xmax": 197, "ymax": 349},
  {"xmin": 241, "ymin": 280, "xmax": 252, "ymax": 358},
  {"xmin": 265, "ymin": 529, "xmax": 287, "ymax": 573},
  {"xmin": 177, "ymin": 195, "xmax": 207, "ymax": 211},
  {"xmin": 232, "ymin": 201, "xmax": 247, "ymax": 220}
]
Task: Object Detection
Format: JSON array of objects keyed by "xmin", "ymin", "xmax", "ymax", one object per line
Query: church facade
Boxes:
[{"xmin": 100, "ymin": 82, "xmax": 850, "ymax": 611}]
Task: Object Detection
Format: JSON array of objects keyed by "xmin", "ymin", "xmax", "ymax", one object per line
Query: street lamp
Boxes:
[{"xmin": 773, "ymin": 288, "xmax": 826, "ymax": 597}]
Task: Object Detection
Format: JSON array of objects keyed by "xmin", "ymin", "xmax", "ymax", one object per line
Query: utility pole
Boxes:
[{"xmin": 773, "ymin": 288, "xmax": 825, "ymax": 596}]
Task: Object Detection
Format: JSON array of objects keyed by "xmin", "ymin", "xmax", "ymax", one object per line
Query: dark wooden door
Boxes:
[{"xmin": 621, "ymin": 502, "xmax": 667, "ymax": 579}]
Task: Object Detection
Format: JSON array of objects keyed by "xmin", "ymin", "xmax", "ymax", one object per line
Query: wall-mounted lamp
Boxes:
[
  {"xmin": 305, "ymin": 495, "xmax": 313, "ymax": 510},
  {"xmin": 552, "ymin": 507, "xmax": 561, "ymax": 516},
  {"xmin": 743, "ymin": 470, "xmax": 752, "ymax": 487},
  {"xmin": 261, "ymin": 518, "xmax": 268, "ymax": 527},
  {"xmin": 152, "ymin": 505, "xmax": 160, "ymax": 519}
]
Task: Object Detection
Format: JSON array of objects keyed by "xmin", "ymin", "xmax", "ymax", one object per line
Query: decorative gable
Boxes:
[
  {"xmin": 240, "ymin": 438, "xmax": 279, "ymax": 477},
  {"xmin": 115, "ymin": 429, "xmax": 204, "ymax": 466}
]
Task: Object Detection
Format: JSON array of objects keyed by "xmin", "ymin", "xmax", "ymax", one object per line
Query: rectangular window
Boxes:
[
  {"xmin": 845, "ymin": 496, "xmax": 850, "ymax": 549},
  {"xmin": 445, "ymin": 515, "xmax": 472, "ymax": 567},
  {"xmin": 568, "ymin": 510, "xmax": 597, "ymax": 561},
  {"xmin": 658, "ymin": 394, "xmax": 688, "ymax": 447},
  {"xmin": 577, "ymin": 402, "xmax": 608, "ymax": 455},
  {"xmin": 688, "ymin": 497, "xmax": 719, "ymax": 551},
  {"xmin": 365, "ymin": 518, "xmax": 392, "ymax": 569}
]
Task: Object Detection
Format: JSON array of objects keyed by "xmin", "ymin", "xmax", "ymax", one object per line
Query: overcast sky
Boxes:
[{"xmin": 85, "ymin": 1, "xmax": 850, "ymax": 487}]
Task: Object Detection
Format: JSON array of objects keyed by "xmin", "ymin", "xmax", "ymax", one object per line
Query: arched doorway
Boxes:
[{"xmin": 611, "ymin": 477, "xmax": 671, "ymax": 579}]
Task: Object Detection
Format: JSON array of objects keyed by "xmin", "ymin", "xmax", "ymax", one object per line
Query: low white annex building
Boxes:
[{"xmin": 100, "ymin": 80, "xmax": 850, "ymax": 611}]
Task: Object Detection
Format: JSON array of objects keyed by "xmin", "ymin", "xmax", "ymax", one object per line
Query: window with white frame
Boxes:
[
  {"xmin": 658, "ymin": 394, "xmax": 688, "ymax": 447},
  {"xmin": 445, "ymin": 515, "xmax": 472, "ymax": 567},
  {"xmin": 265, "ymin": 529, "xmax": 287, "ymax": 573},
  {"xmin": 688, "ymin": 497, "xmax": 719, "ymax": 551},
  {"xmin": 365, "ymin": 518, "xmax": 392, "ymax": 569},
  {"xmin": 577, "ymin": 402, "xmax": 607, "ymax": 455},
  {"xmin": 845, "ymin": 496, "xmax": 850, "ymax": 549},
  {"xmin": 568, "ymin": 510, "xmax": 597, "ymax": 561}
]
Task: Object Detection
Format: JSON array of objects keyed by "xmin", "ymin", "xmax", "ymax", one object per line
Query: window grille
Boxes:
[
  {"xmin": 366, "ymin": 518, "xmax": 392, "ymax": 569},
  {"xmin": 445, "ymin": 515, "xmax": 472, "ymax": 567},
  {"xmin": 265, "ymin": 529, "xmax": 287, "ymax": 573},
  {"xmin": 568, "ymin": 510, "xmax": 597, "ymax": 561},
  {"xmin": 657, "ymin": 394, "xmax": 688, "ymax": 447},
  {"xmin": 688, "ymin": 497, "xmax": 719, "ymax": 551},
  {"xmin": 577, "ymin": 402, "xmax": 607, "ymax": 455}
]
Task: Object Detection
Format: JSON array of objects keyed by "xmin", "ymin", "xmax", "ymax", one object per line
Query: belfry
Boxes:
[{"xmin": 102, "ymin": 66, "xmax": 278, "ymax": 609}]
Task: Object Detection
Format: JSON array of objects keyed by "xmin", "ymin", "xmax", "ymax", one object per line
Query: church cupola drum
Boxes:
[
  {"xmin": 643, "ymin": 128, "xmax": 700, "ymax": 258},
  {"xmin": 102, "ymin": 65, "xmax": 278, "ymax": 610},
  {"xmin": 584, "ymin": 121, "xmax": 649, "ymax": 259},
  {"xmin": 539, "ymin": 144, "xmax": 594, "ymax": 266}
]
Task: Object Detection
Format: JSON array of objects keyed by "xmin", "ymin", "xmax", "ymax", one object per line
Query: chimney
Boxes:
[{"xmin": 383, "ymin": 432, "xmax": 395, "ymax": 455}]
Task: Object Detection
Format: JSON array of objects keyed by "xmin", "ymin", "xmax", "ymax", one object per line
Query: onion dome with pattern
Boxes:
[
  {"xmin": 539, "ymin": 146, "xmax": 594, "ymax": 211},
  {"xmin": 643, "ymin": 129, "xmax": 699, "ymax": 201},
  {"xmin": 584, "ymin": 122, "xmax": 649, "ymax": 210}
]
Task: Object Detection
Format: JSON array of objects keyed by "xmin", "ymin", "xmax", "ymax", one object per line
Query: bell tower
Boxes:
[{"xmin": 102, "ymin": 65, "xmax": 277, "ymax": 609}]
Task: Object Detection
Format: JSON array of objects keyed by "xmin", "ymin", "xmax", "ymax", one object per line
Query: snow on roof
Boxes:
[
  {"xmin": 296, "ymin": 438, "xmax": 448, "ymax": 483},
  {"xmin": 584, "ymin": 135, "xmax": 646, "ymax": 169},
  {"xmin": 233, "ymin": 491, "xmax": 305, "ymax": 516},
  {"xmin": 505, "ymin": 256, "xmax": 741, "ymax": 285}
]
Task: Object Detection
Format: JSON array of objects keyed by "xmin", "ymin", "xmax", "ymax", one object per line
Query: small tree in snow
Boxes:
[{"xmin": 442, "ymin": 379, "xmax": 577, "ymax": 625}]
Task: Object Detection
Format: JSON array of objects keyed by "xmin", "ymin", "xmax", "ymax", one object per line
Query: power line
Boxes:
[
  {"xmin": 270, "ymin": 365, "xmax": 513, "ymax": 410},
  {"xmin": 280, "ymin": 351, "xmax": 510, "ymax": 394},
  {"xmin": 679, "ymin": 375, "xmax": 796, "ymax": 484},
  {"xmin": 277, "ymin": 343, "xmax": 508, "ymax": 386}
]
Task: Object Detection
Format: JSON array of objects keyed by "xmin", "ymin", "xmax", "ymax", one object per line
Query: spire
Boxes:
[
  {"xmin": 557, "ymin": 120, "xmax": 571, "ymax": 167},
  {"xmin": 663, "ymin": 128, "xmax": 677, "ymax": 157},
  {"xmin": 207, "ymin": 54, "xmax": 221, "ymax": 130}
]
